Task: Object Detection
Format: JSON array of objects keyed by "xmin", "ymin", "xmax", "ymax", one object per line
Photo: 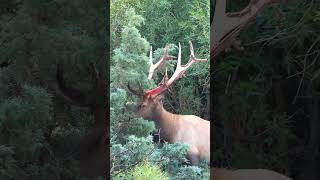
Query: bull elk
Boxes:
[{"xmin": 128, "ymin": 41, "xmax": 210, "ymax": 165}]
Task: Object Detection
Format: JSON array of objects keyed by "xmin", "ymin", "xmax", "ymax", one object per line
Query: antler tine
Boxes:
[
  {"xmin": 167, "ymin": 41, "xmax": 207, "ymax": 87},
  {"xmin": 148, "ymin": 46, "xmax": 155, "ymax": 79},
  {"xmin": 149, "ymin": 46, "xmax": 153, "ymax": 65},
  {"xmin": 189, "ymin": 41, "xmax": 195, "ymax": 57},
  {"xmin": 177, "ymin": 43, "xmax": 182, "ymax": 67},
  {"xmin": 148, "ymin": 45, "xmax": 175, "ymax": 80},
  {"xmin": 159, "ymin": 68, "xmax": 169, "ymax": 87},
  {"xmin": 188, "ymin": 41, "xmax": 207, "ymax": 63},
  {"xmin": 161, "ymin": 68, "xmax": 170, "ymax": 92}
]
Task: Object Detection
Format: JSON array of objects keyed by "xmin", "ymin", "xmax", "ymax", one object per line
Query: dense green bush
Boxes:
[
  {"xmin": 0, "ymin": 0, "xmax": 105, "ymax": 179},
  {"xmin": 114, "ymin": 160, "xmax": 169, "ymax": 180}
]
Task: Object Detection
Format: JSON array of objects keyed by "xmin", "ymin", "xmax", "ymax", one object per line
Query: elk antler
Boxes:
[
  {"xmin": 211, "ymin": 0, "xmax": 282, "ymax": 60},
  {"xmin": 148, "ymin": 45, "xmax": 176, "ymax": 79},
  {"xmin": 146, "ymin": 41, "xmax": 207, "ymax": 97}
]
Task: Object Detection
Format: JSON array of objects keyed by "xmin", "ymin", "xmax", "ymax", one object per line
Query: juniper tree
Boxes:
[{"xmin": 1, "ymin": 0, "xmax": 106, "ymax": 179}]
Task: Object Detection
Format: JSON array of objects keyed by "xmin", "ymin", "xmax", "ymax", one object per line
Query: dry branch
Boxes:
[{"xmin": 211, "ymin": 0, "xmax": 282, "ymax": 60}]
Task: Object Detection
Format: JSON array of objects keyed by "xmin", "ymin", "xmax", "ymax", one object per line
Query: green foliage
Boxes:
[
  {"xmin": 175, "ymin": 166, "xmax": 209, "ymax": 180},
  {"xmin": 112, "ymin": 136, "xmax": 155, "ymax": 172},
  {"xmin": 149, "ymin": 143, "xmax": 209, "ymax": 180},
  {"xmin": 0, "ymin": 85, "xmax": 51, "ymax": 161},
  {"xmin": 149, "ymin": 143, "xmax": 190, "ymax": 172},
  {"xmin": 109, "ymin": 9, "xmax": 156, "ymax": 144},
  {"xmin": 110, "ymin": 8, "xmax": 152, "ymax": 90},
  {"xmin": 0, "ymin": 0, "xmax": 105, "ymax": 179},
  {"xmin": 114, "ymin": 160, "xmax": 169, "ymax": 180},
  {"xmin": 110, "ymin": 6, "xmax": 159, "ymax": 178},
  {"xmin": 0, "ymin": 145, "xmax": 17, "ymax": 179},
  {"xmin": 0, "ymin": 84, "xmax": 54, "ymax": 178}
]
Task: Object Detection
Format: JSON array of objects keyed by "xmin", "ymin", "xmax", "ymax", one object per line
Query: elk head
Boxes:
[{"xmin": 135, "ymin": 94, "xmax": 162, "ymax": 120}]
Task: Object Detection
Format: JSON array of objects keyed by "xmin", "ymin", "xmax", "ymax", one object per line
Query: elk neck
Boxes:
[{"xmin": 151, "ymin": 104, "xmax": 180, "ymax": 142}]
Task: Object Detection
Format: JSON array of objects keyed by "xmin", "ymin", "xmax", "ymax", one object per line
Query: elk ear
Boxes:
[{"xmin": 153, "ymin": 93, "xmax": 164, "ymax": 104}]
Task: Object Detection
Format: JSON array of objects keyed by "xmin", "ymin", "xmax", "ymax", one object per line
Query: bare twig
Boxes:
[{"xmin": 293, "ymin": 37, "xmax": 320, "ymax": 104}]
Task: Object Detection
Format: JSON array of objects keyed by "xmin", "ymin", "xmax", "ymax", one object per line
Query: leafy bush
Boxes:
[{"xmin": 114, "ymin": 161, "xmax": 169, "ymax": 180}]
